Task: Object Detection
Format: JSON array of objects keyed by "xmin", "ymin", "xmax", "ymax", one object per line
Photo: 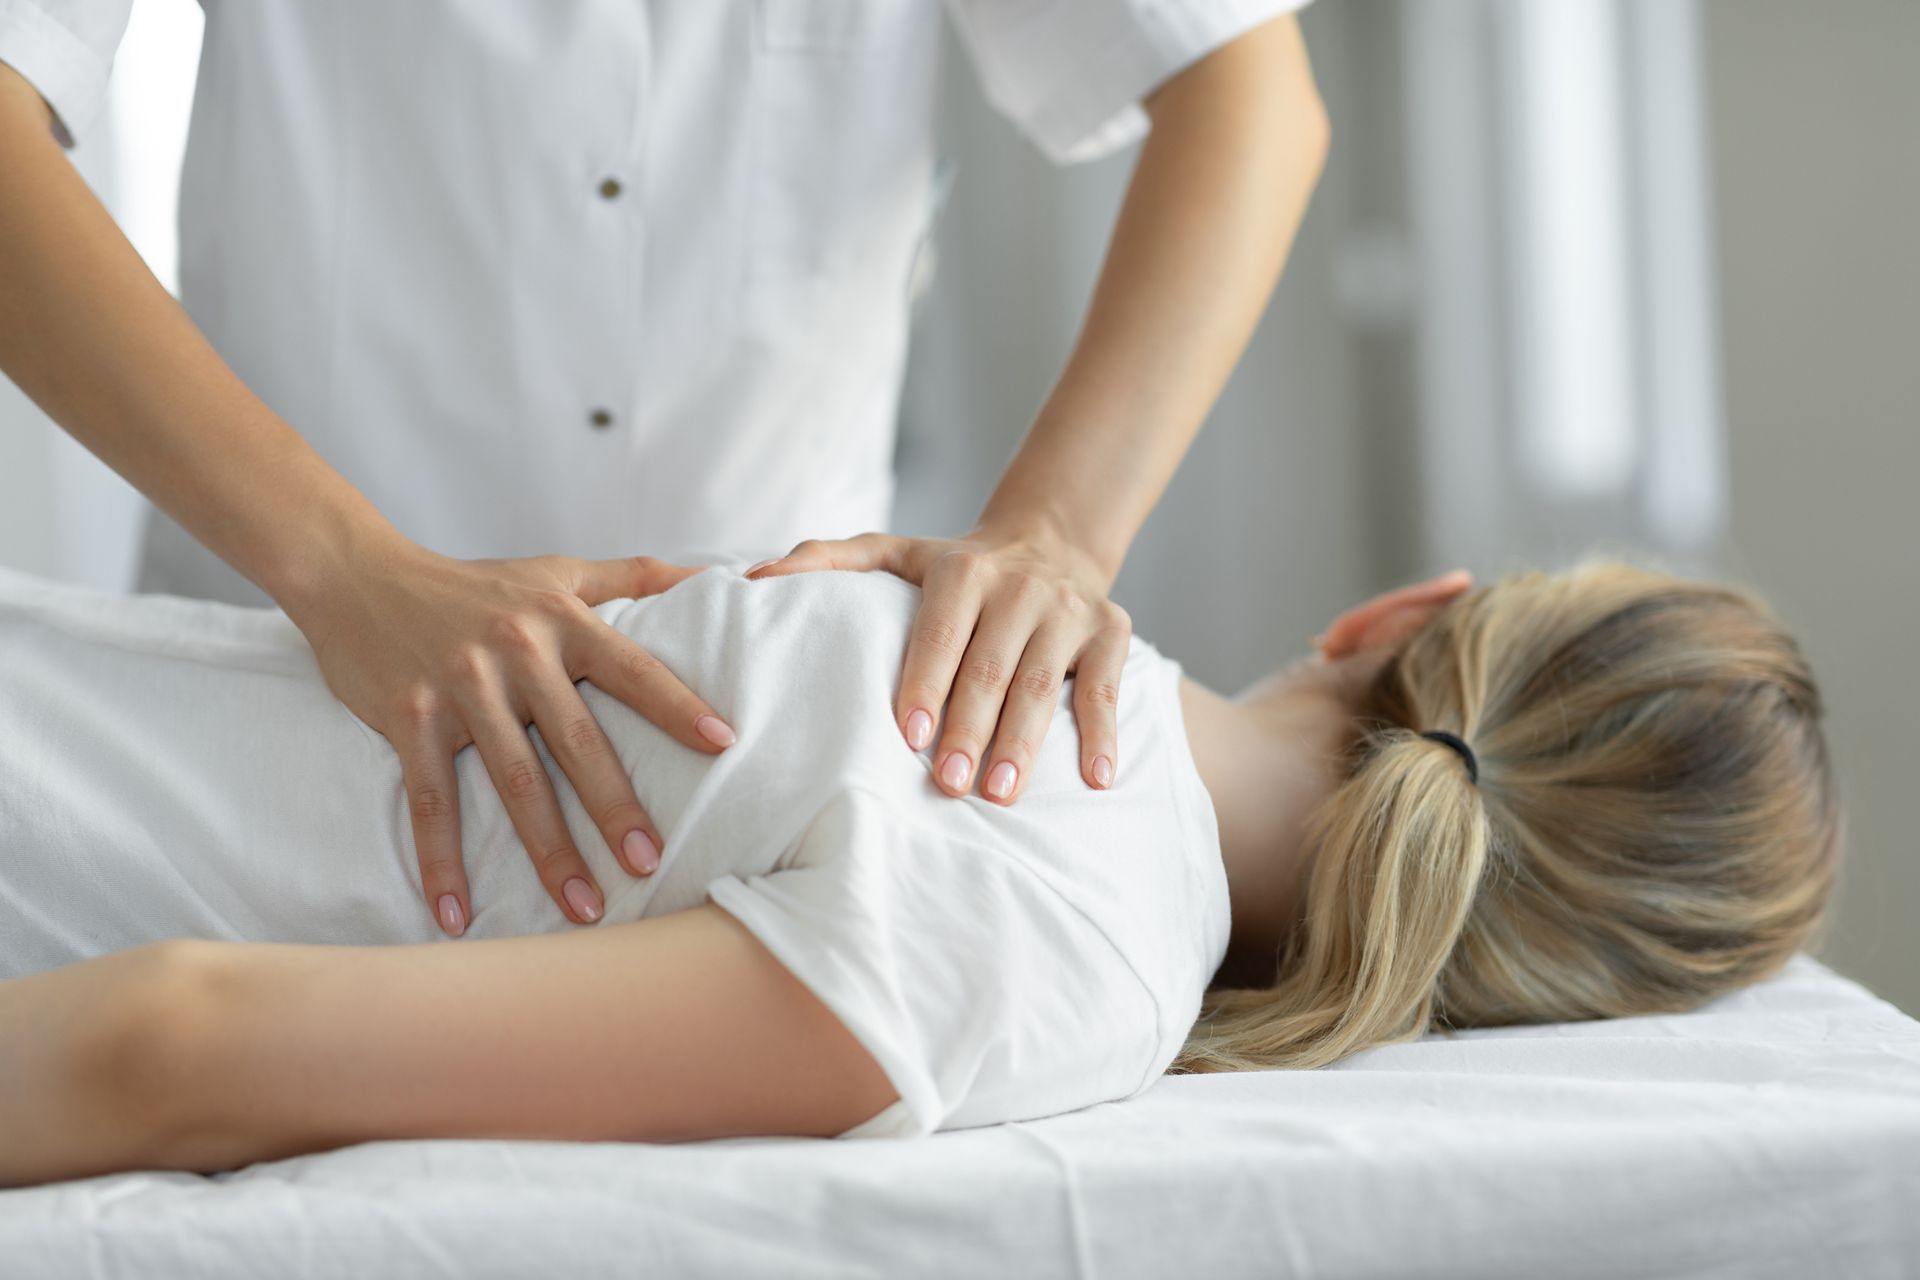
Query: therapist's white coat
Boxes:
[{"xmin": 0, "ymin": 0, "xmax": 1309, "ymax": 604}]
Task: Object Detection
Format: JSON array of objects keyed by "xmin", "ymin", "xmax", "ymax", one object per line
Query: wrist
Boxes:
[
  {"xmin": 978, "ymin": 411, "xmax": 1146, "ymax": 587},
  {"xmin": 258, "ymin": 496, "xmax": 417, "ymax": 630},
  {"xmin": 972, "ymin": 501, "xmax": 1125, "ymax": 588}
]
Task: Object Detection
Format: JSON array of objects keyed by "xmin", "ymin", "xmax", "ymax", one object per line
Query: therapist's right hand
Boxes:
[
  {"xmin": 295, "ymin": 547, "xmax": 733, "ymax": 937},
  {"xmin": 0, "ymin": 63, "xmax": 731, "ymax": 936}
]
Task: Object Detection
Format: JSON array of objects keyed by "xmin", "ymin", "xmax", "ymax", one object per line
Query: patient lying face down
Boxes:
[{"xmin": 0, "ymin": 555, "xmax": 1838, "ymax": 1183}]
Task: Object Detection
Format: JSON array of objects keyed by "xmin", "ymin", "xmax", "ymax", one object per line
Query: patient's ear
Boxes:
[{"xmin": 1315, "ymin": 570, "xmax": 1473, "ymax": 662}]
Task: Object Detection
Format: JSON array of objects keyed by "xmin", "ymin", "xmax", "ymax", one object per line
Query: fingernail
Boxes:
[
  {"xmin": 985, "ymin": 761, "xmax": 1017, "ymax": 800},
  {"xmin": 905, "ymin": 708, "xmax": 933, "ymax": 751},
  {"xmin": 745, "ymin": 559, "xmax": 776, "ymax": 577},
  {"xmin": 623, "ymin": 829, "xmax": 661, "ymax": 875},
  {"xmin": 1092, "ymin": 755, "xmax": 1114, "ymax": 788},
  {"xmin": 563, "ymin": 877, "xmax": 602, "ymax": 923},
  {"xmin": 939, "ymin": 751, "xmax": 972, "ymax": 791},
  {"xmin": 437, "ymin": 893, "xmax": 466, "ymax": 937},
  {"xmin": 695, "ymin": 714, "xmax": 737, "ymax": 748}
]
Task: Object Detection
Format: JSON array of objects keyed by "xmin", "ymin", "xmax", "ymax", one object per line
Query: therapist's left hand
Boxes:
[{"xmin": 746, "ymin": 527, "xmax": 1128, "ymax": 804}]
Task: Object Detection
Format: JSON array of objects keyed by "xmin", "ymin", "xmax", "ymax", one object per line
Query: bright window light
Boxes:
[{"xmin": 1504, "ymin": 0, "xmax": 1640, "ymax": 499}]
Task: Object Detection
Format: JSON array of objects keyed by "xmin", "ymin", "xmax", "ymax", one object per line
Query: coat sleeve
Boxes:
[
  {"xmin": 0, "ymin": 0, "xmax": 134, "ymax": 145},
  {"xmin": 941, "ymin": 0, "xmax": 1313, "ymax": 164}
]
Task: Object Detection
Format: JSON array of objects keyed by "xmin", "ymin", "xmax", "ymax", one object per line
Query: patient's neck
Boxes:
[{"xmin": 1178, "ymin": 670, "xmax": 1353, "ymax": 986}]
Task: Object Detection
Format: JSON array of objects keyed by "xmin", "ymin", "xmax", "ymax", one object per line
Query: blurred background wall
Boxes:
[
  {"xmin": 0, "ymin": 0, "xmax": 1912, "ymax": 1013},
  {"xmin": 1703, "ymin": 0, "xmax": 1920, "ymax": 1017}
]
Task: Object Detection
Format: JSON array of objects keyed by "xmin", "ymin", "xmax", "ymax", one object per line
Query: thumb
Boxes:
[
  {"xmin": 572, "ymin": 555, "xmax": 705, "ymax": 605},
  {"xmin": 746, "ymin": 532, "xmax": 904, "ymax": 580}
]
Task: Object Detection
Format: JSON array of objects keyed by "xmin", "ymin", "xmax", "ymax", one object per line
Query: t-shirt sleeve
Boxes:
[
  {"xmin": 706, "ymin": 786, "xmax": 1161, "ymax": 1138},
  {"xmin": 942, "ymin": 0, "xmax": 1314, "ymax": 164},
  {"xmin": 0, "ymin": 0, "xmax": 133, "ymax": 146}
]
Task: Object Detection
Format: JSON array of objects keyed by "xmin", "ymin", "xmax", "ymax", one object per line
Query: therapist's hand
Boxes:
[
  {"xmin": 294, "ymin": 547, "xmax": 733, "ymax": 935},
  {"xmin": 747, "ymin": 527, "xmax": 1128, "ymax": 804}
]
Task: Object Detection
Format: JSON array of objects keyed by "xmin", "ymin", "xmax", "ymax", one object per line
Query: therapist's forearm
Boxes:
[
  {"xmin": 977, "ymin": 16, "xmax": 1329, "ymax": 583},
  {"xmin": 0, "ymin": 62, "xmax": 402, "ymax": 611}
]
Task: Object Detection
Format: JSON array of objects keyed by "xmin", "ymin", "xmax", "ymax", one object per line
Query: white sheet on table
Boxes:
[{"xmin": 3, "ymin": 953, "xmax": 1917, "ymax": 1279}]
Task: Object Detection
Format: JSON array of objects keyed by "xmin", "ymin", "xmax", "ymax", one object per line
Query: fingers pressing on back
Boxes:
[
  {"xmin": 1071, "ymin": 606, "xmax": 1130, "ymax": 791},
  {"xmin": 976, "ymin": 624, "xmax": 1079, "ymax": 805},
  {"xmin": 576, "ymin": 622, "xmax": 736, "ymax": 755},
  {"xmin": 397, "ymin": 718, "xmax": 472, "ymax": 938},
  {"xmin": 466, "ymin": 702, "xmax": 607, "ymax": 926},
  {"xmin": 895, "ymin": 550, "xmax": 991, "ymax": 760},
  {"xmin": 526, "ymin": 676, "xmax": 665, "ymax": 878}
]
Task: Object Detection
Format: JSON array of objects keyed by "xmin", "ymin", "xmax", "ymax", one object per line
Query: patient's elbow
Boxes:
[{"xmin": 79, "ymin": 940, "xmax": 243, "ymax": 1173}]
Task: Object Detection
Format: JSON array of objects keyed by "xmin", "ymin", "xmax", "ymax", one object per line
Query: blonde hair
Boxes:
[{"xmin": 1176, "ymin": 558, "xmax": 1842, "ymax": 1073}]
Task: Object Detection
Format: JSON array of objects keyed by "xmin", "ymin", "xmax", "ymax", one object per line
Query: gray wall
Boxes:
[
  {"xmin": 1706, "ymin": 0, "xmax": 1920, "ymax": 1013},
  {"xmin": 0, "ymin": 382, "xmax": 56, "ymax": 574}
]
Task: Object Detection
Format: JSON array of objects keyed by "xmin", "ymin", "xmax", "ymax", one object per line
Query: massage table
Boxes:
[{"xmin": 3, "ymin": 952, "xmax": 1916, "ymax": 1277}]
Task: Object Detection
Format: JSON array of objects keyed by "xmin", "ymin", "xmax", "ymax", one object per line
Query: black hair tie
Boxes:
[{"xmin": 1419, "ymin": 730, "xmax": 1479, "ymax": 784}]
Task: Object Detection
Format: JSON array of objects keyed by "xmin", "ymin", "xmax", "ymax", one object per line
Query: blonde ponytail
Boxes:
[
  {"xmin": 1176, "ymin": 559, "xmax": 1841, "ymax": 1074},
  {"xmin": 1181, "ymin": 732, "xmax": 1490, "ymax": 1071}
]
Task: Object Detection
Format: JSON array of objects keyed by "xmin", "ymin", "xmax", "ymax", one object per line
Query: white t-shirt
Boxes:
[{"xmin": 0, "ymin": 564, "xmax": 1229, "ymax": 1136}]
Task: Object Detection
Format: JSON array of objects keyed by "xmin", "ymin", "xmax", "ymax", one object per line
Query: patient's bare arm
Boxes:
[{"xmin": 0, "ymin": 908, "xmax": 896, "ymax": 1187}]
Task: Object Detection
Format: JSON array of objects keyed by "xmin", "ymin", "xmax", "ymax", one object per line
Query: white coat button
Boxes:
[
  {"xmin": 589, "ymin": 408, "xmax": 615, "ymax": 429},
  {"xmin": 598, "ymin": 177, "xmax": 623, "ymax": 200}
]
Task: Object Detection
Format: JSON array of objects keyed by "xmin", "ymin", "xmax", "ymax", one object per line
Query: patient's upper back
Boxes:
[{"xmin": 596, "ymin": 566, "xmax": 1230, "ymax": 1132}]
